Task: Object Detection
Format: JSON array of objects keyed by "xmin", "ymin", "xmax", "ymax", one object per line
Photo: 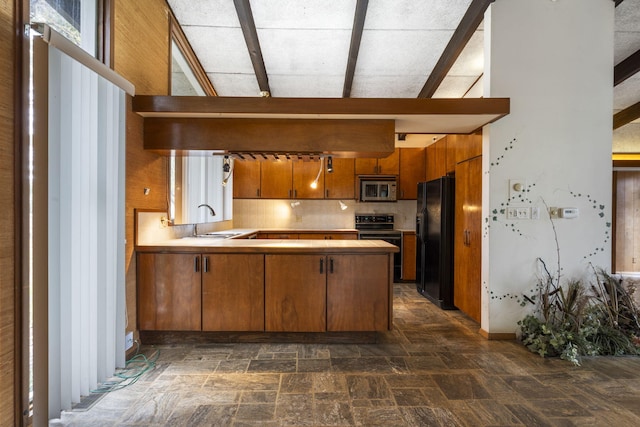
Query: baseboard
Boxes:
[{"xmin": 478, "ymin": 328, "xmax": 516, "ymax": 340}]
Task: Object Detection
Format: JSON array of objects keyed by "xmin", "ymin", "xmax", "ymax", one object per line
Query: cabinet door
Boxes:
[
  {"xmin": 265, "ymin": 254, "xmax": 326, "ymax": 332},
  {"xmin": 233, "ymin": 160, "xmax": 261, "ymax": 198},
  {"xmin": 293, "ymin": 160, "xmax": 325, "ymax": 199},
  {"xmin": 325, "ymin": 158, "xmax": 355, "ymax": 199},
  {"xmin": 426, "ymin": 140, "xmax": 447, "ymax": 181},
  {"xmin": 202, "ymin": 254, "xmax": 264, "ymax": 331},
  {"xmin": 261, "ymin": 160, "xmax": 292, "ymax": 198},
  {"xmin": 327, "ymin": 254, "xmax": 390, "ymax": 331},
  {"xmin": 399, "ymin": 148, "xmax": 426, "ymax": 199},
  {"xmin": 454, "ymin": 156, "xmax": 482, "ymax": 322},
  {"xmin": 377, "ymin": 148, "xmax": 400, "ymax": 175},
  {"xmin": 355, "ymin": 158, "xmax": 378, "ymax": 175},
  {"xmin": 402, "ymin": 232, "xmax": 417, "ymax": 281},
  {"xmin": 137, "ymin": 253, "xmax": 202, "ymax": 331}
]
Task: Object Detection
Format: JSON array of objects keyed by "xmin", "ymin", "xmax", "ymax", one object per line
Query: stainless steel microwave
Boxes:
[{"xmin": 359, "ymin": 178, "xmax": 397, "ymax": 202}]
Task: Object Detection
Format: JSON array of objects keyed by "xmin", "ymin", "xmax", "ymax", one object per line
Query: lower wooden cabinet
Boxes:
[
  {"xmin": 138, "ymin": 251, "xmax": 392, "ymax": 333},
  {"xmin": 402, "ymin": 232, "xmax": 417, "ymax": 281},
  {"xmin": 265, "ymin": 254, "xmax": 327, "ymax": 332},
  {"xmin": 137, "ymin": 253, "xmax": 202, "ymax": 331},
  {"xmin": 202, "ymin": 254, "xmax": 264, "ymax": 331},
  {"xmin": 327, "ymin": 254, "xmax": 389, "ymax": 331}
]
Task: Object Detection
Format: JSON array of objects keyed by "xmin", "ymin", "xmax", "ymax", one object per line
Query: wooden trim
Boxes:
[
  {"xmin": 168, "ymin": 8, "xmax": 217, "ymax": 96},
  {"xmin": 614, "ymin": 48, "xmax": 640, "ymax": 86},
  {"xmin": 478, "ymin": 329, "xmax": 516, "ymax": 340},
  {"xmin": 613, "ymin": 101, "xmax": 640, "ymax": 129},
  {"xmin": 97, "ymin": 0, "xmax": 114, "ymax": 68},
  {"xmin": 139, "ymin": 330, "xmax": 379, "ymax": 344},
  {"xmin": 418, "ymin": 0, "xmax": 494, "ymax": 98},
  {"xmin": 233, "ymin": 0, "xmax": 270, "ymax": 95},
  {"xmin": 342, "ymin": 0, "xmax": 368, "ymax": 98},
  {"xmin": 133, "ymin": 95, "xmax": 511, "ymax": 116},
  {"xmin": 15, "ymin": 0, "xmax": 27, "ymax": 423}
]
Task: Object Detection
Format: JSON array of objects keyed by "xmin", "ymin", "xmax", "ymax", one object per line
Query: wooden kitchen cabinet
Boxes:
[
  {"xmin": 261, "ymin": 160, "xmax": 292, "ymax": 198},
  {"xmin": 324, "ymin": 158, "xmax": 355, "ymax": 199},
  {"xmin": 293, "ymin": 160, "xmax": 325, "ymax": 199},
  {"xmin": 297, "ymin": 232, "xmax": 357, "ymax": 240},
  {"xmin": 426, "ymin": 139, "xmax": 447, "ymax": 181},
  {"xmin": 454, "ymin": 156, "xmax": 482, "ymax": 322},
  {"xmin": 233, "ymin": 160, "xmax": 261, "ymax": 198},
  {"xmin": 355, "ymin": 149, "xmax": 399, "ymax": 175},
  {"xmin": 402, "ymin": 232, "xmax": 417, "ymax": 281},
  {"xmin": 327, "ymin": 254, "xmax": 390, "ymax": 331},
  {"xmin": 137, "ymin": 253, "xmax": 202, "ymax": 331},
  {"xmin": 202, "ymin": 254, "xmax": 264, "ymax": 331},
  {"xmin": 398, "ymin": 148, "xmax": 426, "ymax": 199},
  {"xmin": 265, "ymin": 254, "xmax": 327, "ymax": 332}
]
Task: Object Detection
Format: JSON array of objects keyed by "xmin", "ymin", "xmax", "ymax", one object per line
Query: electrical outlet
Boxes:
[{"xmin": 125, "ymin": 332, "xmax": 134, "ymax": 351}]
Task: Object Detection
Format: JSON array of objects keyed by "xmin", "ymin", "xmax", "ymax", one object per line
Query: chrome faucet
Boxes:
[{"xmin": 198, "ymin": 204, "xmax": 216, "ymax": 217}]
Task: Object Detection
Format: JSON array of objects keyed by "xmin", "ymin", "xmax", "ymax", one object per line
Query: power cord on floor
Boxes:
[{"xmin": 91, "ymin": 345, "xmax": 160, "ymax": 393}]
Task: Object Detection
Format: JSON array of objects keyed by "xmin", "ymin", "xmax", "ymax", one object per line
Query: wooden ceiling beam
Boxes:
[
  {"xmin": 418, "ymin": 0, "xmax": 494, "ymax": 99},
  {"xmin": 233, "ymin": 0, "xmax": 270, "ymax": 96},
  {"xmin": 614, "ymin": 48, "xmax": 640, "ymax": 86},
  {"xmin": 613, "ymin": 101, "xmax": 640, "ymax": 130},
  {"xmin": 342, "ymin": 0, "xmax": 369, "ymax": 98}
]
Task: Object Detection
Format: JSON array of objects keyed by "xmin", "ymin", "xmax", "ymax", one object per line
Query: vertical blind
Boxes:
[{"xmin": 34, "ymin": 26, "xmax": 130, "ymax": 420}]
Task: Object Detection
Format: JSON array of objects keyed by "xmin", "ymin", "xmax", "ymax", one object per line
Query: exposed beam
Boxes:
[
  {"xmin": 233, "ymin": 0, "xmax": 271, "ymax": 96},
  {"xmin": 418, "ymin": 0, "xmax": 494, "ymax": 99},
  {"xmin": 613, "ymin": 101, "xmax": 640, "ymax": 129},
  {"xmin": 614, "ymin": 49, "xmax": 640, "ymax": 86},
  {"xmin": 615, "ymin": 0, "xmax": 625, "ymax": 6},
  {"xmin": 343, "ymin": 0, "xmax": 369, "ymax": 98}
]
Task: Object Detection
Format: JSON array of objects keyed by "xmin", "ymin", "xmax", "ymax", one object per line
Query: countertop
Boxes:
[{"xmin": 136, "ymin": 229, "xmax": 399, "ymax": 254}]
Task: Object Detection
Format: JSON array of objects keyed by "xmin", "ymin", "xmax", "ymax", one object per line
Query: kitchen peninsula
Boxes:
[{"xmin": 136, "ymin": 230, "xmax": 398, "ymax": 344}]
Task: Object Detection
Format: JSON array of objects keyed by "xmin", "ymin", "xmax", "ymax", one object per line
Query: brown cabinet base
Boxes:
[{"xmin": 139, "ymin": 330, "xmax": 379, "ymax": 344}]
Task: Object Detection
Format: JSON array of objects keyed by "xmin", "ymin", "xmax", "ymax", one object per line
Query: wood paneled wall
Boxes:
[
  {"xmin": 0, "ymin": 0, "xmax": 16, "ymax": 423},
  {"xmin": 615, "ymin": 171, "xmax": 640, "ymax": 273},
  {"xmin": 114, "ymin": 0, "xmax": 170, "ymax": 341}
]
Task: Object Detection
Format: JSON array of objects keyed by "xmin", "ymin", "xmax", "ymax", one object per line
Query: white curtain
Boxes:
[{"xmin": 33, "ymin": 27, "xmax": 130, "ymax": 420}]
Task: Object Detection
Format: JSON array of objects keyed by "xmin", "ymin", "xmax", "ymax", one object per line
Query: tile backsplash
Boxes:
[{"xmin": 233, "ymin": 199, "xmax": 417, "ymax": 231}]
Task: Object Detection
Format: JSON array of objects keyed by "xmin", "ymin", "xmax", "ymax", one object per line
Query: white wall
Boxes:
[{"xmin": 482, "ymin": 0, "xmax": 614, "ymax": 333}]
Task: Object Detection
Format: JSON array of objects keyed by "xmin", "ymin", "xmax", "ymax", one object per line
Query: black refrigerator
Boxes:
[{"xmin": 416, "ymin": 177, "xmax": 456, "ymax": 309}]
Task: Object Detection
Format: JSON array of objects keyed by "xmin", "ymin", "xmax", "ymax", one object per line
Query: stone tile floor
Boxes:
[{"xmin": 56, "ymin": 282, "xmax": 640, "ymax": 426}]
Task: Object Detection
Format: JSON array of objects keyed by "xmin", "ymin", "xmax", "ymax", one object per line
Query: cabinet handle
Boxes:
[
  {"xmin": 204, "ymin": 256, "xmax": 209, "ymax": 273},
  {"xmin": 294, "ymin": 189, "xmax": 297, "ymax": 198},
  {"xmin": 256, "ymin": 188, "xmax": 260, "ymax": 197},
  {"xmin": 194, "ymin": 256, "xmax": 199, "ymax": 272},
  {"xmin": 330, "ymin": 257, "xmax": 334, "ymax": 274},
  {"xmin": 320, "ymin": 258, "xmax": 324, "ymax": 274},
  {"xmin": 326, "ymin": 189, "xmax": 329, "ymax": 198}
]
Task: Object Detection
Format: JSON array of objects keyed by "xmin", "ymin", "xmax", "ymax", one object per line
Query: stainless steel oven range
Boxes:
[{"xmin": 355, "ymin": 214, "xmax": 402, "ymax": 281}]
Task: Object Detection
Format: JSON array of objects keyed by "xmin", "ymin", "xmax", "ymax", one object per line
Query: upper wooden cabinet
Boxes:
[
  {"xmin": 293, "ymin": 160, "xmax": 325, "ymax": 199},
  {"xmin": 398, "ymin": 148, "xmax": 426, "ymax": 199},
  {"xmin": 261, "ymin": 160, "xmax": 292, "ymax": 198},
  {"xmin": 355, "ymin": 149, "xmax": 399, "ymax": 175},
  {"xmin": 324, "ymin": 158, "xmax": 355, "ymax": 199},
  {"xmin": 233, "ymin": 160, "xmax": 261, "ymax": 198},
  {"xmin": 455, "ymin": 132, "xmax": 483, "ymax": 164},
  {"xmin": 426, "ymin": 139, "xmax": 447, "ymax": 181}
]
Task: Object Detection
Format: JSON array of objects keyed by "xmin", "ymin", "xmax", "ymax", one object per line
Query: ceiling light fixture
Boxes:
[
  {"xmin": 310, "ymin": 157, "xmax": 324, "ymax": 189},
  {"xmin": 327, "ymin": 156, "xmax": 333, "ymax": 173}
]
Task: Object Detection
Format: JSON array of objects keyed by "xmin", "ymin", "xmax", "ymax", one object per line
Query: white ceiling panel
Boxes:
[
  {"xmin": 363, "ymin": 0, "xmax": 472, "ymax": 30},
  {"xmin": 206, "ymin": 73, "xmax": 261, "ymax": 97},
  {"xmin": 614, "ymin": 0, "xmax": 640, "ymax": 64},
  {"xmin": 183, "ymin": 26, "xmax": 254, "ymax": 74},
  {"xmin": 350, "ymin": 75, "xmax": 428, "ymax": 98},
  {"xmin": 448, "ymin": 29, "xmax": 484, "ymax": 76},
  {"xmin": 614, "ymin": 74, "xmax": 640, "ymax": 110},
  {"xmin": 169, "ymin": 0, "xmax": 239, "ymax": 27},
  {"xmin": 432, "ymin": 76, "xmax": 478, "ymax": 98},
  {"xmin": 258, "ymin": 29, "xmax": 352, "ymax": 75},
  {"xmin": 250, "ymin": 0, "xmax": 356, "ymax": 29},
  {"xmin": 267, "ymin": 75, "xmax": 345, "ymax": 98}
]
